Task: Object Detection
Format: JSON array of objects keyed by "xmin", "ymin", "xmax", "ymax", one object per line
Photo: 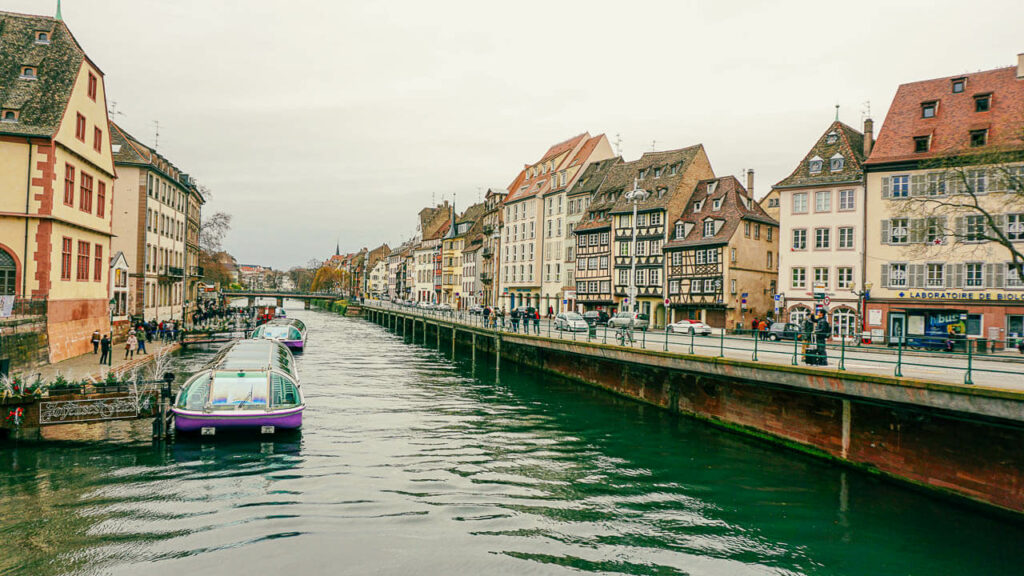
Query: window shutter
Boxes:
[
  {"xmin": 942, "ymin": 264, "xmax": 952, "ymax": 289},
  {"xmin": 881, "ymin": 219, "xmax": 891, "ymax": 244},
  {"xmin": 880, "ymin": 264, "xmax": 889, "ymax": 288},
  {"xmin": 910, "ymin": 264, "xmax": 925, "ymax": 288},
  {"xmin": 984, "ymin": 263, "xmax": 994, "ymax": 288},
  {"xmin": 910, "ymin": 174, "xmax": 925, "ymax": 196},
  {"xmin": 953, "ymin": 263, "xmax": 964, "ymax": 288},
  {"xmin": 995, "ymin": 262, "xmax": 1005, "ymax": 288},
  {"xmin": 910, "ymin": 218, "xmax": 925, "ymax": 243},
  {"xmin": 994, "ymin": 214, "xmax": 1008, "ymax": 237},
  {"xmin": 955, "ymin": 216, "xmax": 966, "ymax": 240},
  {"xmin": 939, "ymin": 216, "xmax": 949, "ymax": 244},
  {"xmin": 881, "ymin": 177, "xmax": 891, "ymax": 198}
]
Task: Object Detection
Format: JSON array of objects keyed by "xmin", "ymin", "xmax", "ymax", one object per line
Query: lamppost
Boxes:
[
  {"xmin": 851, "ymin": 281, "xmax": 872, "ymax": 344},
  {"xmin": 624, "ymin": 179, "xmax": 649, "ymax": 314}
]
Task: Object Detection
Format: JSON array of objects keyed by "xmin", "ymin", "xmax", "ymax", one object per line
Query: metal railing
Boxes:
[{"xmin": 361, "ymin": 300, "xmax": 1024, "ymax": 389}]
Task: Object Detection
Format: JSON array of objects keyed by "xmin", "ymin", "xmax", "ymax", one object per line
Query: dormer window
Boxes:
[
  {"xmin": 712, "ymin": 198, "xmax": 722, "ymax": 211},
  {"xmin": 703, "ymin": 220, "xmax": 715, "ymax": 237},
  {"xmin": 657, "ymin": 187, "xmax": 666, "ymax": 198},
  {"xmin": 825, "ymin": 131, "xmax": 838, "ymax": 145},
  {"xmin": 638, "ymin": 169, "xmax": 646, "ymax": 180},
  {"xmin": 974, "ymin": 93, "xmax": 991, "ymax": 112},
  {"xmin": 921, "ymin": 101, "xmax": 937, "ymax": 118},
  {"xmin": 670, "ymin": 165, "xmax": 678, "ymax": 176},
  {"xmin": 693, "ymin": 201, "xmax": 703, "ymax": 213},
  {"xmin": 914, "ymin": 136, "xmax": 931, "ymax": 153},
  {"xmin": 20, "ymin": 66, "xmax": 37, "ymax": 80},
  {"xmin": 654, "ymin": 167, "xmax": 662, "ymax": 178},
  {"xmin": 808, "ymin": 157, "xmax": 823, "ymax": 174},
  {"xmin": 35, "ymin": 31, "xmax": 50, "ymax": 44},
  {"xmin": 830, "ymin": 154, "xmax": 844, "ymax": 172},
  {"xmin": 675, "ymin": 223, "xmax": 684, "ymax": 239},
  {"xmin": 707, "ymin": 181, "xmax": 718, "ymax": 195},
  {"xmin": 952, "ymin": 78, "xmax": 965, "ymax": 93},
  {"xmin": 1, "ymin": 110, "xmax": 18, "ymax": 123}
]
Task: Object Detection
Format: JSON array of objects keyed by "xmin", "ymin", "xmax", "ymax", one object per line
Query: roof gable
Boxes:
[{"xmin": 775, "ymin": 120, "xmax": 866, "ymax": 188}]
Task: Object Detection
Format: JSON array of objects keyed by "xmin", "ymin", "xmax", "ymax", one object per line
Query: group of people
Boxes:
[
  {"xmin": 479, "ymin": 306, "xmax": 542, "ymax": 333},
  {"xmin": 89, "ymin": 319, "xmax": 186, "ymax": 366},
  {"xmin": 750, "ymin": 317, "xmax": 772, "ymax": 340}
]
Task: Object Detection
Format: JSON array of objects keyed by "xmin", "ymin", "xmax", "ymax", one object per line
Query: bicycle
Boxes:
[{"xmin": 615, "ymin": 327, "xmax": 635, "ymax": 346}]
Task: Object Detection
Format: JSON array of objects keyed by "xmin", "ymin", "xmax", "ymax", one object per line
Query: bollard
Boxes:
[
  {"xmin": 895, "ymin": 336, "xmax": 903, "ymax": 377},
  {"xmin": 839, "ymin": 337, "xmax": 846, "ymax": 371},
  {"xmin": 690, "ymin": 330, "xmax": 695, "ymax": 355},
  {"xmin": 719, "ymin": 328, "xmax": 725, "ymax": 358},
  {"xmin": 752, "ymin": 330, "xmax": 758, "ymax": 362},
  {"xmin": 792, "ymin": 336, "xmax": 799, "ymax": 366},
  {"xmin": 664, "ymin": 327, "xmax": 669, "ymax": 352},
  {"xmin": 965, "ymin": 341, "xmax": 974, "ymax": 385}
]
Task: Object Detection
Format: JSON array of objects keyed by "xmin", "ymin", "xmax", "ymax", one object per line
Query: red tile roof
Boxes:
[
  {"xmin": 504, "ymin": 133, "xmax": 592, "ymax": 204},
  {"xmin": 866, "ymin": 65, "xmax": 1024, "ymax": 165}
]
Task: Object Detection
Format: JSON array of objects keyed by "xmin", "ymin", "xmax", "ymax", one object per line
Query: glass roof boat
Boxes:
[
  {"xmin": 251, "ymin": 317, "xmax": 307, "ymax": 351},
  {"xmin": 172, "ymin": 340, "xmax": 304, "ymax": 435}
]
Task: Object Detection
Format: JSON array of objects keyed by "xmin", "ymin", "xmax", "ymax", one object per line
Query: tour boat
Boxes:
[
  {"xmin": 251, "ymin": 318, "xmax": 307, "ymax": 351},
  {"xmin": 172, "ymin": 340, "xmax": 304, "ymax": 435}
]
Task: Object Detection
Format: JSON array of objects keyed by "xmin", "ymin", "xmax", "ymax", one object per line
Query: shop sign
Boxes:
[
  {"xmin": 868, "ymin": 309, "xmax": 882, "ymax": 326},
  {"xmin": 896, "ymin": 291, "xmax": 1024, "ymax": 301}
]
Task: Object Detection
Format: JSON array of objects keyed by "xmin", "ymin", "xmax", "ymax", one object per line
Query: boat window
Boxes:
[
  {"xmin": 271, "ymin": 374, "xmax": 300, "ymax": 407},
  {"xmin": 178, "ymin": 372, "xmax": 212, "ymax": 409},
  {"xmin": 209, "ymin": 372, "xmax": 268, "ymax": 408}
]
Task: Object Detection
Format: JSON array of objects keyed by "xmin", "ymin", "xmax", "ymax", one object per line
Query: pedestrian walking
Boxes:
[
  {"xmin": 483, "ymin": 306, "xmax": 491, "ymax": 327},
  {"xmin": 99, "ymin": 334, "xmax": 111, "ymax": 365},
  {"xmin": 511, "ymin": 308, "xmax": 520, "ymax": 332},
  {"xmin": 533, "ymin": 310, "xmax": 540, "ymax": 334},
  {"xmin": 801, "ymin": 316, "xmax": 815, "ymax": 365},
  {"xmin": 125, "ymin": 332, "xmax": 138, "ymax": 360},
  {"xmin": 91, "ymin": 329, "xmax": 101, "ymax": 354},
  {"xmin": 813, "ymin": 311, "xmax": 831, "ymax": 366},
  {"xmin": 751, "ymin": 317, "xmax": 759, "ymax": 333},
  {"xmin": 136, "ymin": 327, "xmax": 147, "ymax": 354},
  {"xmin": 758, "ymin": 319, "xmax": 768, "ymax": 341}
]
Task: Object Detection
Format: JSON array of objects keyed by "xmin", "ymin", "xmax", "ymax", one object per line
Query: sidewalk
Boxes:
[{"xmin": 23, "ymin": 340, "xmax": 182, "ymax": 384}]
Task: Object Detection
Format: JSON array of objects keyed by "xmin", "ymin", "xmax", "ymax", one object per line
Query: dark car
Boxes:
[
  {"xmin": 582, "ymin": 310, "xmax": 610, "ymax": 326},
  {"xmin": 767, "ymin": 322, "xmax": 802, "ymax": 341}
]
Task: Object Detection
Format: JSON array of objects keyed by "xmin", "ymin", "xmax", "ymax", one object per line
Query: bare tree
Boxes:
[
  {"xmin": 199, "ymin": 212, "xmax": 233, "ymax": 253},
  {"xmin": 888, "ymin": 146, "xmax": 1024, "ymax": 285}
]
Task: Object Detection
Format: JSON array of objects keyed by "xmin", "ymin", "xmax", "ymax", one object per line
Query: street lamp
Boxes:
[
  {"xmin": 624, "ymin": 179, "xmax": 649, "ymax": 314},
  {"xmin": 851, "ymin": 281, "xmax": 873, "ymax": 344}
]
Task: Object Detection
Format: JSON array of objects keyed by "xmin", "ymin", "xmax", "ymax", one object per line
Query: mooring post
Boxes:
[
  {"xmin": 895, "ymin": 336, "xmax": 904, "ymax": 377},
  {"xmin": 752, "ymin": 330, "xmax": 759, "ymax": 362},
  {"xmin": 495, "ymin": 334, "xmax": 501, "ymax": 379},
  {"xmin": 471, "ymin": 332, "xmax": 477, "ymax": 370},
  {"xmin": 718, "ymin": 328, "xmax": 725, "ymax": 358},
  {"xmin": 452, "ymin": 326, "xmax": 456, "ymax": 356}
]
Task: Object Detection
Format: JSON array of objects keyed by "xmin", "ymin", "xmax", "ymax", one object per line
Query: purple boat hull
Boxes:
[
  {"xmin": 282, "ymin": 339, "xmax": 304, "ymax": 351},
  {"xmin": 172, "ymin": 406, "xmax": 304, "ymax": 432}
]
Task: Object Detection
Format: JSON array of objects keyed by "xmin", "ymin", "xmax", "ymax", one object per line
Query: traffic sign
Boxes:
[
  {"xmin": 773, "ymin": 294, "xmax": 781, "ymax": 302},
  {"xmin": 823, "ymin": 296, "xmax": 831, "ymax": 305},
  {"xmin": 741, "ymin": 292, "xmax": 749, "ymax": 297},
  {"xmin": 665, "ymin": 298, "xmax": 670, "ymax": 305}
]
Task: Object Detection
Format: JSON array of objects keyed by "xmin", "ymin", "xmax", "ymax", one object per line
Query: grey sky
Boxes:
[{"xmin": 10, "ymin": 0, "xmax": 1023, "ymax": 269}]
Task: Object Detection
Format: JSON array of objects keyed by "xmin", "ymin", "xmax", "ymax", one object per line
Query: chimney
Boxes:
[
  {"xmin": 745, "ymin": 169, "xmax": 754, "ymax": 197},
  {"xmin": 1018, "ymin": 53, "xmax": 1024, "ymax": 79},
  {"xmin": 863, "ymin": 118, "xmax": 874, "ymax": 158}
]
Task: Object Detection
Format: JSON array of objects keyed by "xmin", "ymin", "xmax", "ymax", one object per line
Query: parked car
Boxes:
[
  {"xmin": 468, "ymin": 305, "xmax": 485, "ymax": 316},
  {"xmin": 667, "ymin": 319, "xmax": 712, "ymax": 335},
  {"xmin": 554, "ymin": 312, "xmax": 591, "ymax": 333},
  {"xmin": 416, "ymin": 301, "xmax": 434, "ymax": 310},
  {"xmin": 582, "ymin": 310, "xmax": 610, "ymax": 326},
  {"xmin": 767, "ymin": 322, "xmax": 802, "ymax": 341},
  {"xmin": 435, "ymin": 303, "xmax": 453, "ymax": 313},
  {"xmin": 608, "ymin": 312, "xmax": 650, "ymax": 331}
]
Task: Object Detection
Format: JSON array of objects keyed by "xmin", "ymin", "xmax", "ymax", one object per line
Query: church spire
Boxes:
[
  {"xmin": 335, "ymin": 239, "xmax": 340, "ymax": 256},
  {"xmin": 56, "ymin": 0, "xmax": 63, "ymax": 21}
]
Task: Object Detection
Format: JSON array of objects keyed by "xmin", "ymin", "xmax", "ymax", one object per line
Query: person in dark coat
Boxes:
[
  {"xmin": 801, "ymin": 316, "xmax": 815, "ymax": 364},
  {"xmin": 91, "ymin": 330, "xmax": 101, "ymax": 354},
  {"xmin": 511, "ymin": 308, "xmax": 520, "ymax": 332},
  {"xmin": 814, "ymin": 312, "xmax": 831, "ymax": 366},
  {"xmin": 99, "ymin": 334, "xmax": 111, "ymax": 365}
]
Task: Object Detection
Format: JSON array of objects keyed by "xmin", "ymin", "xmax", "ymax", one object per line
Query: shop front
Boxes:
[{"xmin": 865, "ymin": 294, "xmax": 1024, "ymax": 349}]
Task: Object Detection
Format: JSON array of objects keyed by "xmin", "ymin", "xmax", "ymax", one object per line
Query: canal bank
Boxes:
[{"xmin": 365, "ymin": 304, "xmax": 1024, "ymax": 518}]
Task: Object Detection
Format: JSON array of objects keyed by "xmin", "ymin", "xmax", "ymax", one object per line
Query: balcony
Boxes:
[
  {"xmin": 482, "ymin": 246, "xmax": 493, "ymax": 259},
  {"xmin": 166, "ymin": 266, "xmax": 184, "ymax": 278},
  {"xmin": 483, "ymin": 224, "xmax": 495, "ymax": 235},
  {"xmin": 189, "ymin": 266, "xmax": 204, "ymax": 277},
  {"xmin": 480, "ymin": 272, "xmax": 491, "ymax": 284}
]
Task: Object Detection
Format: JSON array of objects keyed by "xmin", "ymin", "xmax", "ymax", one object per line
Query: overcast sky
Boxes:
[{"xmin": 10, "ymin": 0, "xmax": 1023, "ymax": 269}]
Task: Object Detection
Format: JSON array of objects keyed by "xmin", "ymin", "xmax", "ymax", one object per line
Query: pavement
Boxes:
[
  {"xmin": 365, "ymin": 302, "xmax": 1024, "ymax": 393},
  {"xmin": 24, "ymin": 339, "xmax": 182, "ymax": 384}
]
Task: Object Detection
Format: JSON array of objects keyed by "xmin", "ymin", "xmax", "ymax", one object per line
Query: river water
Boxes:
[{"xmin": 2, "ymin": 305, "xmax": 1023, "ymax": 575}]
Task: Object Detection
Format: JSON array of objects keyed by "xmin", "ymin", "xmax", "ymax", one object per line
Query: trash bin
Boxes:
[{"xmin": 974, "ymin": 339, "xmax": 989, "ymax": 355}]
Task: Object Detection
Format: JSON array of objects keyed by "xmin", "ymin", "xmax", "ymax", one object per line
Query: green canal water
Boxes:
[{"xmin": 2, "ymin": 305, "xmax": 1023, "ymax": 575}]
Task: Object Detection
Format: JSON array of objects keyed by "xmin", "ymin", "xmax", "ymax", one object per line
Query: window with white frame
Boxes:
[
  {"xmin": 830, "ymin": 155, "xmax": 844, "ymax": 172},
  {"xmin": 675, "ymin": 223, "xmax": 684, "ymax": 239},
  {"xmin": 837, "ymin": 267, "xmax": 853, "ymax": 289},
  {"xmin": 966, "ymin": 262, "xmax": 984, "ymax": 287},
  {"xmin": 815, "ymin": 228, "xmax": 831, "ymax": 249},
  {"xmin": 926, "ymin": 263, "xmax": 944, "ymax": 288},
  {"xmin": 703, "ymin": 221, "xmax": 715, "ymax": 237},
  {"xmin": 600, "ymin": 256, "xmax": 608, "ymax": 269},
  {"xmin": 1006, "ymin": 263, "xmax": 1024, "ymax": 288},
  {"xmin": 703, "ymin": 278, "xmax": 715, "ymax": 292},
  {"xmin": 838, "ymin": 227, "xmax": 854, "ymax": 249},
  {"xmin": 707, "ymin": 248, "xmax": 718, "ymax": 263},
  {"xmin": 966, "ymin": 169, "xmax": 987, "ymax": 194},
  {"xmin": 792, "ymin": 229, "xmax": 807, "ymax": 250},
  {"xmin": 650, "ymin": 268, "xmax": 660, "ymax": 286},
  {"xmin": 618, "ymin": 269, "xmax": 628, "ymax": 285},
  {"xmin": 671, "ymin": 252, "xmax": 682, "ymax": 266},
  {"xmin": 965, "ymin": 215, "xmax": 986, "ymax": 242},
  {"xmin": 636, "ymin": 241, "xmax": 647, "ymax": 256},
  {"xmin": 815, "ymin": 190, "xmax": 831, "ymax": 212},
  {"xmin": 927, "ymin": 172, "xmax": 947, "ymax": 196},
  {"xmin": 891, "ymin": 175, "xmax": 909, "ymax": 198},
  {"xmin": 636, "ymin": 269, "xmax": 647, "ymax": 285},
  {"xmin": 792, "ymin": 192, "xmax": 808, "ymax": 213},
  {"xmin": 839, "ymin": 189, "xmax": 855, "ymax": 210},
  {"xmin": 696, "ymin": 250, "xmax": 706, "ymax": 265},
  {"xmin": 619, "ymin": 242, "xmax": 629, "ymax": 256},
  {"xmin": 891, "ymin": 218, "xmax": 909, "ymax": 244},
  {"xmin": 1008, "ymin": 214, "xmax": 1024, "ymax": 241},
  {"xmin": 813, "ymin": 267, "xmax": 829, "ymax": 287},
  {"xmin": 600, "ymin": 232, "xmax": 609, "ymax": 244},
  {"xmin": 650, "ymin": 212, "xmax": 662, "ymax": 226},
  {"xmin": 669, "ymin": 280, "xmax": 679, "ymax": 294},
  {"xmin": 809, "ymin": 157, "xmax": 823, "ymax": 173},
  {"xmin": 831, "ymin": 309, "xmax": 855, "ymax": 337},
  {"xmin": 600, "ymin": 280, "xmax": 610, "ymax": 292},
  {"xmin": 792, "ymin": 267, "xmax": 806, "ymax": 288},
  {"xmin": 889, "ymin": 263, "xmax": 907, "ymax": 288},
  {"xmin": 637, "ymin": 213, "xmax": 648, "ymax": 226}
]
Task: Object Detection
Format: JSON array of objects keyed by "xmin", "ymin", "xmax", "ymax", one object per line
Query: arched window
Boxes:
[
  {"xmin": 0, "ymin": 249, "xmax": 17, "ymax": 296},
  {"xmin": 789, "ymin": 305, "xmax": 810, "ymax": 325},
  {"xmin": 832, "ymin": 307, "xmax": 857, "ymax": 338}
]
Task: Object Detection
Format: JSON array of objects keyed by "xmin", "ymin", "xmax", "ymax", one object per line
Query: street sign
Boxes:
[
  {"xmin": 741, "ymin": 298, "xmax": 747, "ymax": 304},
  {"xmin": 664, "ymin": 298, "xmax": 670, "ymax": 305},
  {"xmin": 823, "ymin": 296, "xmax": 831, "ymax": 305},
  {"xmin": 741, "ymin": 292, "xmax": 748, "ymax": 297},
  {"xmin": 773, "ymin": 294, "xmax": 781, "ymax": 301}
]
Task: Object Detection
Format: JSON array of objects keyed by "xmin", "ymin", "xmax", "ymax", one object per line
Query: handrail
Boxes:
[{"xmin": 359, "ymin": 300, "xmax": 1024, "ymax": 390}]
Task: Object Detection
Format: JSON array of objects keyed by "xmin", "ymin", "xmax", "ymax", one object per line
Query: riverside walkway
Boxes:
[{"xmin": 363, "ymin": 301, "xmax": 1024, "ymax": 392}]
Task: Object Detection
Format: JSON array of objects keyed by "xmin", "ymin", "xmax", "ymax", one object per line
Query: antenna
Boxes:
[
  {"xmin": 651, "ymin": 139, "xmax": 657, "ymax": 151},
  {"xmin": 152, "ymin": 120, "xmax": 161, "ymax": 151},
  {"xmin": 861, "ymin": 100, "xmax": 872, "ymax": 121},
  {"xmin": 108, "ymin": 101, "xmax": 125, "ymax": 118},
  {"xmin": 614, "ymin": 133, "xmax": 622, "ymax": 156}
]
